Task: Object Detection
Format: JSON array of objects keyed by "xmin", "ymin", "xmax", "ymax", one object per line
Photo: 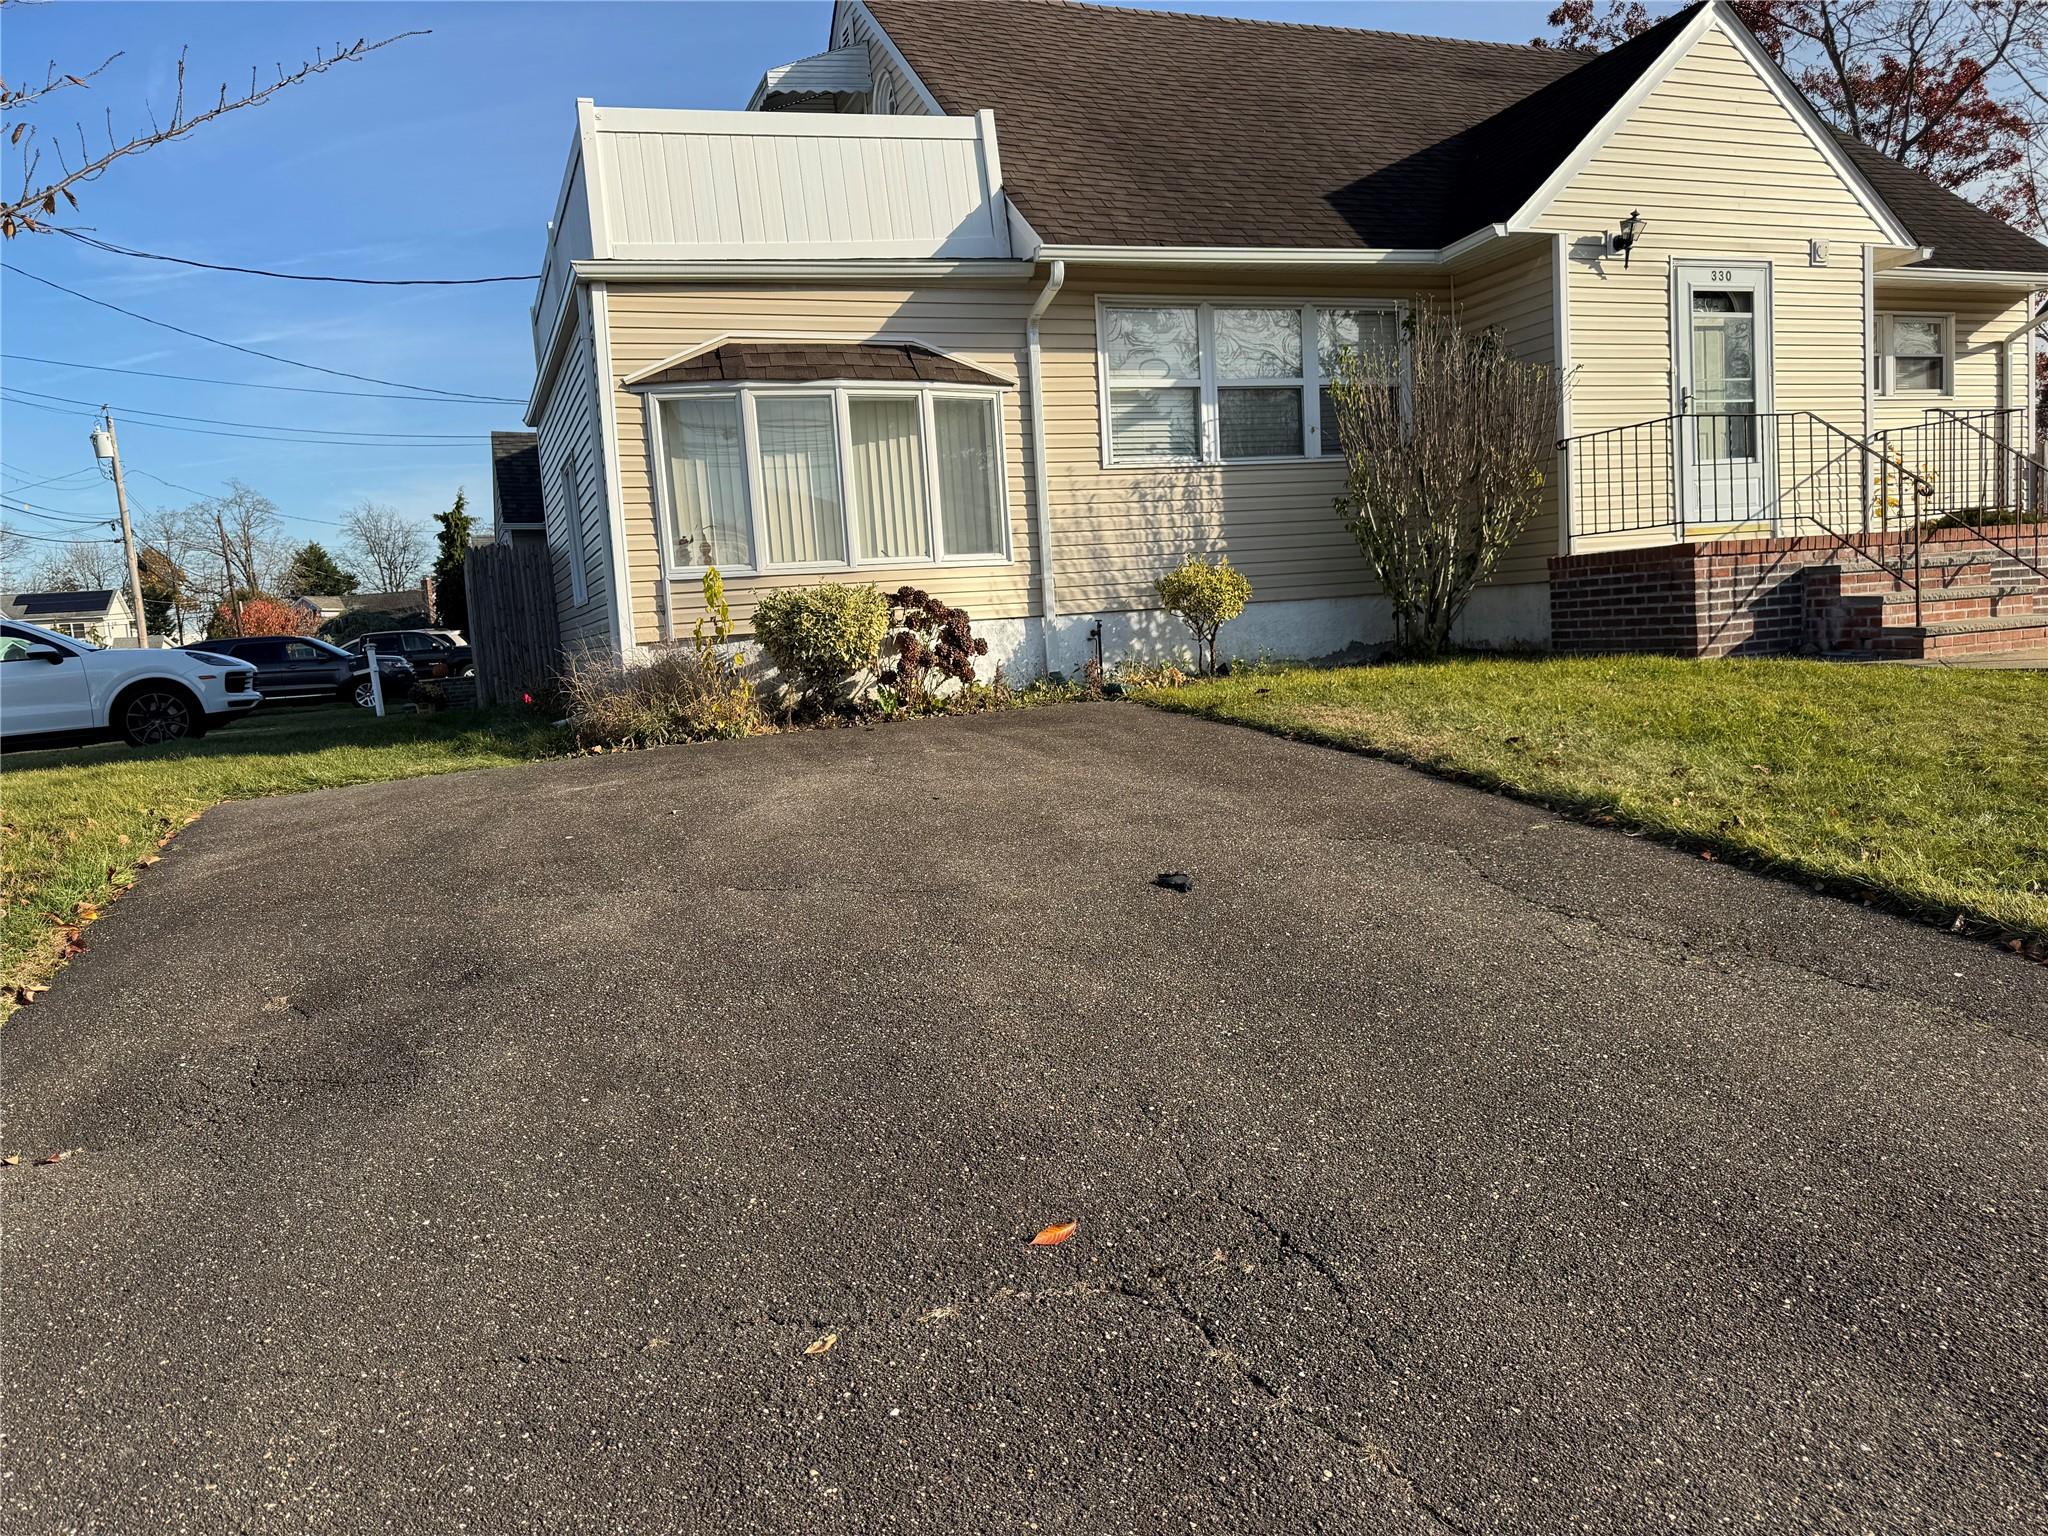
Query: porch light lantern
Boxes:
[{"xmin": 1609, "ymin": 210, "xmax": 1646, "ymax": 267}]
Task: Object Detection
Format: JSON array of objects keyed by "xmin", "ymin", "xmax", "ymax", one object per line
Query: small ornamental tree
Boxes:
[
  {"xmin": 879, "ymin": 586, "xmax": 989, "ymax": 708},
  {"xmin": 431, "ymin": 489, "xmax": 474, "ymax": 633},
  {"xmin": 1154, "ymin": 557, "xmax": 1251, "ymax": 674},
  {"xmin": 1329, "ymin": 301, "xmax": 1557, "ymax": 658},
  {"xmin": 207, "ymin": 594, "xmax": 320, "ymax": 639}
]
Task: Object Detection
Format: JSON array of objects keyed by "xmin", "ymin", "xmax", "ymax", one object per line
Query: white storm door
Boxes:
[{"xmin": 1673, "ymin": 262, "xmax": 1772, "ymax": 525}]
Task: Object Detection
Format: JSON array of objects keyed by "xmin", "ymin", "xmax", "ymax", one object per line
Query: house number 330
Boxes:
[{"xmin": 1708, "ymin": 268, "xmax": 1734, "ymax": 281}]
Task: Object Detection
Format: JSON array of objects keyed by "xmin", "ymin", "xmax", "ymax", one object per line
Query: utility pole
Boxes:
[
  {"xmin": 91, "ymin": 410, "xmax": 151, "ymax": 648},
  {"xmin": 214, "ymin": 514, "xmax": 244, "ymax": 636}
]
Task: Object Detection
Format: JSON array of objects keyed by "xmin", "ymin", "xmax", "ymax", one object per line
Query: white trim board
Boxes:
[
  {"xmin": 589, "ymin": 283, "xmax": 637, "ymax": 658},
  {"xmin": 1504, "ymin": 2, "xmax": 1916, "ymax": 251}
]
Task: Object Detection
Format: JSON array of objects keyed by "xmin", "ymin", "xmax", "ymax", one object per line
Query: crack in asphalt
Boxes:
[{"xmin": 1442, "ymin": 843, "xmax": 2037, "ymax": 1043}]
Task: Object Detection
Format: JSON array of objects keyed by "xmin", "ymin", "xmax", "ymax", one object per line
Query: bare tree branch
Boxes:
[{"xmin": 2, "ymin": 31, "xmax": 424, "ymax": 237}]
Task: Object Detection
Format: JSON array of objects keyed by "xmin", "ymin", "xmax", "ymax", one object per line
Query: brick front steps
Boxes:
[{"xmin": 1551, "ymin": 526, "xmax": 2048, "ymax": 661}]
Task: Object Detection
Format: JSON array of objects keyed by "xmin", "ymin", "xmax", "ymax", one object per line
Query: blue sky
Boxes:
[{"xmin": 1, "ymin": 1, "xmax": 1565, "ymax": 557}]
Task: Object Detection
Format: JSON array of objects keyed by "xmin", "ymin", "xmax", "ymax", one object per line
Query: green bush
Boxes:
[
  {"xmin": 752, "ymin": 583, "xmax": 889, "ymax": 708},
  {"xmin": 1154, "ymin": 557, "xmax": 1252, "ymax": 674}
]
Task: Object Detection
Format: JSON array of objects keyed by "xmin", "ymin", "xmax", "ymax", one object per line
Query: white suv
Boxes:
[{"xmin": 0, "ymin": 620, "xmax": 262, "ymax": 748}]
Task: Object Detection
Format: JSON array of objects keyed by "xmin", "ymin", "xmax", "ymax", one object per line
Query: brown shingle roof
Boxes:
[
  {"xmin": 629, "ymin": 341, "xmax": 1012, "ymax": 388},
  {"xmin": 864, "ymin": 0, "xmax": 2045, "ymax": 274},
  {"xmin": 1835, "ymin": 132, "xmax": 2048, "ymax": 274}
]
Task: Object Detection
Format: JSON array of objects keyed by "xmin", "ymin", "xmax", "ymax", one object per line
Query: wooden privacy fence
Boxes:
[{"xmin": 465, "ymin": 541, "xmax": 563, "ymax": 707}]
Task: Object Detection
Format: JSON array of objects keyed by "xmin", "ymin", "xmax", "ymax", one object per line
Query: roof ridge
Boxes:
[{"xmin": 977, "ymin": 0, "xmax": 1601, "ymax": 57}]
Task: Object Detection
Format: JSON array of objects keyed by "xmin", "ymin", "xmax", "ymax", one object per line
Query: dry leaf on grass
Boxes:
[
  {"xmin": 804, "ymin": 1333, "xmax": 839, "ymax": 1356},
  {"xmin": 1029, "ymin": 1221, "xmax": 1078, "ymax": 1247}
]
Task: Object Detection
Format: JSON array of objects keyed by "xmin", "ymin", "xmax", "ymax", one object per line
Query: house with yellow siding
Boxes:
[{"xmin": 508, "ymin": 0, "xmax": 2047, "ymax": 672}]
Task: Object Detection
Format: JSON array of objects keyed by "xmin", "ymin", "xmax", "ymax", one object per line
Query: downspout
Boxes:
[{"xmin": 1025, "ymin": 258, "xmax": 1067, "ymax": 676}]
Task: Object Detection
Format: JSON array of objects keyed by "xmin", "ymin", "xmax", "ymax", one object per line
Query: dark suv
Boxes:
[
  {"xmin": 185, "ymin": 635, "xmax": 415, "ymax": 708},
  {"xmin": 343, "ymin": 628, "xmax": 472, "ymax": 677}
]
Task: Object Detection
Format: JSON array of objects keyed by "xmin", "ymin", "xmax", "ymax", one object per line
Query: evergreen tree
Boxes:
[
  {"xmin": 431, "ymin": 489, "xmax": 474, "ymax": 633},
  {"xmin": 281, "ymin": 541, "xmax": 360, "ymax": 598}
]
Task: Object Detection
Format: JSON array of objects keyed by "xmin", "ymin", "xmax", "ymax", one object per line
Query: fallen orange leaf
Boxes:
[
  {"xmin": 1030, "ymin": 1221, "xmax": 1078, "ymax": 1247},
  {"xmin": 804, "ymin": 1332, "xmax": 839, "ymax": 1356}
]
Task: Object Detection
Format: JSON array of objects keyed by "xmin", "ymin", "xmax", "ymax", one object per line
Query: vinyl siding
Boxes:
[
  {"xmin": 535, "ymin": 290, "xmax": 616, "ymax": 654},
  {"xmin": 1870, "ymin": 282, "xmax": 2034, "ymax": 434},
  {"xmin": 601, "ymin": 282, "xmax": 1036, "ymax": 644},
  {"xmin": 837, "ymin": 3, "xmax": 931, "ymax": 115},
  {"xmin": 1039, "ymin": 267, "xmax": 1456, "ymax": 615},
  {"xmin": 1448, "ymin": 239, "xmax": 1561, "ymax": 580},
  {"xmin": 1534, "ymin": 20, "xmax": 1889, "ymax": 534}
]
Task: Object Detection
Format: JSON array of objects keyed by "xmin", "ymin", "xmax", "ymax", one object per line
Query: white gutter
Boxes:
[
  {"xmin": 1873, "ymin": 264, "xmax": 2048, "ymax": 286},
  {"xmin": 1025, "ymin": 258, "xmax": 1066, "ymax": 677},
  {"xmin": 1033, "ymin": 244, "xmax": 1444, "ymax": 268}
]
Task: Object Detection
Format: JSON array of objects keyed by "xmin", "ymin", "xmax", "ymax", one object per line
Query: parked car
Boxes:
[
  {"xmin": 342, "ymin": 628, "xmax": 472, "ymax": 678},
  {"xmin": 183, "ymin": 634, "xmax": 416, "ymax": 709},
  {"xmin": 0, "ymin": 620, "xmax": 261, "ymax": 748}
]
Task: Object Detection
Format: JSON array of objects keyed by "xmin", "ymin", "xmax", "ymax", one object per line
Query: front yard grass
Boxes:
[
  {"xmin": 1140, "ymin": 656, "xmax": 2048, "ymax": 947},
  {"xmin": 2, "ymin": 704, "xmax": 565, "ymax": 1008}
]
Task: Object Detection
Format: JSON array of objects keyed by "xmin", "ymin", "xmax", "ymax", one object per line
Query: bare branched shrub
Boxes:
[
  {"xmin": 561, "ymin": 572, "xmax": 761, "ymax": 747},
  {"xmin": 1330, "ymin": 301, "xmax": 1558, "ymax": 658}
]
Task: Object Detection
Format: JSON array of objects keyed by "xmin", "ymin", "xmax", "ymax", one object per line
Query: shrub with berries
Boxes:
[{"xmin": 878, "ymin": 586, "xmax": 989, "ymax": 710}]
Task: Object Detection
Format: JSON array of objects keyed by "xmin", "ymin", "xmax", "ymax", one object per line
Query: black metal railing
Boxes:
[
  {"xmin": 1561, "ymin": 411, "xmax": 1920, "ymax": 541},
  {"xmin": 1879, "ymin": 412, "xmax": 2047, "ymax": 578}
]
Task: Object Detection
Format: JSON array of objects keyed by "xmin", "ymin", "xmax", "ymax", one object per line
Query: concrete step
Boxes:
[
  {"xmin": 1848, "ymin": 587, "xmax": 2043, "ymax": 626},
  {"xmin": 1865, "ymin": 614, "xmax": 2048, "ymax": 660}
]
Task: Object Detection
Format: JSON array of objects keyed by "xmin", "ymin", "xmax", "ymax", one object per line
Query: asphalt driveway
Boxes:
[{"xmin": 4, "ymin": 705, "xmax": 2043, "ymax": 1534}]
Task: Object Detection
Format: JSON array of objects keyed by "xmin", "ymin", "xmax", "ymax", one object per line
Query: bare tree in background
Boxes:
[
  {"xmin": 27, "ymin": 534, "xmax": 125, "ymax": 593},
  {"xmin": 0, "ymin": 3, "xmax": 421, "ymax": 237},
  {"xmin": 199, "ymin": 480, "xmax": 286, "ymax": 601},
  {"xmin": 342, "ymin": 501, "xmax": 431, "ymax": 592},
  {"xmin": 1329, "ymin": 302, "xmax": 1560, "ymax": 659},
  {"xmin": 136, "ymin": 502, "xmax": 210, "ymax": 639}
]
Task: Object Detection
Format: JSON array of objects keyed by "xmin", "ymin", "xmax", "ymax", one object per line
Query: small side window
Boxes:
[{"xmin": 558, "ymin": 453, "xmax": 590, "ymax": 605}]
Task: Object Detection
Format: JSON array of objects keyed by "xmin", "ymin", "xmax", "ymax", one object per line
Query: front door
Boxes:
[{"xmin": 1673, "ymin": 262, "xmax": 1772, "ymax": 526}]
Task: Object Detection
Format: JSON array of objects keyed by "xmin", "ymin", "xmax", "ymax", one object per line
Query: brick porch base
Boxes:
[{"xmin": 1548, "ymin": 526, "xmax": 2048, "ymax": 659}]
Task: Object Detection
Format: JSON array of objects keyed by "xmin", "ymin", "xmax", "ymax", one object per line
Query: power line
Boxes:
[
  {"xmin": 7, "ymin": 385, "xmax": 490, "ymax": 440},
  {"xmin": 0, "ymin": 500, "xmax": 114, "ymax": 528},
  {"xmin": 2, "ymin": 466, "xmax": 104, "ymax": 494},
  {"xmin": 0, "ymin": 523, "xmax": 120, "ymax": 545},
  {"xmin": 125, "ymin": 466, "xmax": 213, "ymax": 500},
  {"xmin": 4, "ymin": 352, "xmax": 514, "ymax": 405},
  {"xmin": 2, "ymin": 264, "xmax": 526, "ymax": 405},
  {"xmin": 1, "ymin": 391, "xmax": 490, "ymax": 450},
  {"xmin": 56, "ymin": 228, "xmax": 540, "ymax": 286}
]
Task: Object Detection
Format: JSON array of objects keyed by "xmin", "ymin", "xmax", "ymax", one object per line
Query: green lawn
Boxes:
[
  {"xmin": 1141, "ymin": 656, "xmax": 2048, "ymax": 947},
  {"xmin": 2, "ymin": 704, "xmax": 565, "ymax": 1006}
]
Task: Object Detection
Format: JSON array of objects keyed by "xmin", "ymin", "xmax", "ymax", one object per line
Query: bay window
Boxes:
[
  {"xmin": 651, "ymin": 384, "xmax": 1009, "ymax": 574},
  {"xmin": 1100, "ymin": 298, "xmax": 1405, "ymax": 465}
]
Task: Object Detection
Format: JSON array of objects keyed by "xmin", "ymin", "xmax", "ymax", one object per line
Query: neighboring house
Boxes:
[
  {"xmin": 293, "ymin": 588, "xmax": 435, "ymax": 626},
  {"xmin": 490, "ymin": 431, "xmax": 548, "ymax": 546},
  {"xmin": 3, "ymin": 589, "xmax": 140, "ymax": 646},
  {"xmin": 519, "ymin": 0, "xmax": 2048, "ymax": 669}
]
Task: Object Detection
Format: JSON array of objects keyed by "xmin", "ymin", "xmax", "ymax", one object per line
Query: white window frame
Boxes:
[
  {"xmin": 642, "ymin": 380, "xmax": 1013, "ymax": 581},
  {"xmin": 1096, "ymin": 296, "xmax": 1408, "ymax": 468},
  {"xmin": 556, "ymin": 452, "xmax": 589, "ymax": 605},
  {"xmin": 1876, "ymin": 311, "xmax": 1954, "ymax": 397}
]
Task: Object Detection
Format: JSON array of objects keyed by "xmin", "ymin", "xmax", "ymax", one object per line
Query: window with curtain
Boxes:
[
  {"xmin": 754, "ymin": 395, "xmax": 846, "ymax": 565},
  {"xmin": 1317, "ymin": 307, "xmax": 1402, "ymax": 453},
  {"xmin": 849, "ymin": 396, "xmax": 930, "ymax": 561},
  {"xmin": 1104, "ymin": 305, "xmax": 1201, "ymax": 461},
  {"xmin": 1215, "ymin": 306, "xmax": 1303, "ymax": 460},
  {"xmin": 660, "ymin": 396, "xmax": 751, "ymax": 569},
  {"xmin": 933, "ymin": 396, "xmax": 1004, "ymax": 557}
]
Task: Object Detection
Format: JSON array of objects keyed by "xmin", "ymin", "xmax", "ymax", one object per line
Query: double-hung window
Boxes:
[
  {"xmin": 1101, "ymin": 299, "xmax": 1405, "ymax": 465},
  {"xmin": 652, "ymin": 384, "xmax": 1009, "ymax": 575},
  {"xmin": 1876, "ymin": 313, "xmax": 1952, "ymax": 395}
]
